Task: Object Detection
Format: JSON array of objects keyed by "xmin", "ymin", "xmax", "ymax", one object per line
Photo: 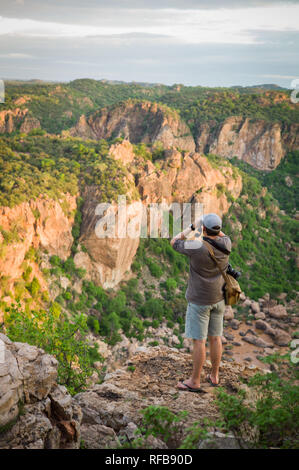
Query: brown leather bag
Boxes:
[{"xmin": 203, "ymin": 241, "xmax": 242, "ymax": 306}]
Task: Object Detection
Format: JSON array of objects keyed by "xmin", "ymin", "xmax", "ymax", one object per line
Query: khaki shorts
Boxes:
[{"xmin": 185, "ymin": 300, "xmax": 225, "ymax": 340}]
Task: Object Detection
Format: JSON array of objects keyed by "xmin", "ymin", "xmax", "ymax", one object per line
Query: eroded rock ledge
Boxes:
[{"xmin": 0, "ymin": 333, "xmax": 82, "ymax": 449}]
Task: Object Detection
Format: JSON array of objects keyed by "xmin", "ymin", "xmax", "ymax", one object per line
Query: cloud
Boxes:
[
  {"xmin": 1, "ymin": 1, "xmax": 298, "ymax": 27},
  {"xmin": 0, "ymin": 52, "xmax": 34, "ymax": 58},
  {"xmin": 1, "ymin": 28, "xmax": 298, "ymax": 87},
  {"xmin": 1, "ymin": 4, "xmax": 299, "ymax": 46},
  {"xmin": 0, "ymin": 1, "xmax": 298, "ymax": 87},
  {"xmin": 260, "ymin": 74, "xmax": 299, "ymax": 79}
]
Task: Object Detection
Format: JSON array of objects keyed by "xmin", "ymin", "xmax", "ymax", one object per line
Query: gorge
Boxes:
[{"xmin": 0, "ymin": 80, "xmax": 298, "ymax": 449}]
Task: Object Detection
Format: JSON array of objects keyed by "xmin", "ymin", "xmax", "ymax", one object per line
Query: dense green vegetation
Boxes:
[
  {"xmin": 2, "ymin": 303, "xmax": 102, "ymax": 395},
  {"xmin": 231, "ymin": 150, "xmax": 299, "ymax": 216},
  {"xmin": 216, "ymin": 353, "xmax": 299, "ymax": 449},
  {"xmin": 0, "ymin": 134, "xmax": 130, "ymax": 207},
  {"xmin": 3, "ymin": 79, "xmax": 298, "ymax": 135},
  {"xmin": 48, "ymin": 236, "xmax": 189, "ymax": 347},
  {"xmin": 223, "ymin": 171, "xmax": 298, "ymax": 300},
  {"xmin": 2, "ymin": 80, "xmax": 168, "ymax": 133}
]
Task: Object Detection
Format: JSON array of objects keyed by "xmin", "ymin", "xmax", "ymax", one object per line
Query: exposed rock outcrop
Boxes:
[
  {"xmin": 74, "ymin": 141, "xmax": 242, "ymax": 288},
  {"xmin": 0, "ymin": 105, "xmax": 40, "ymax": 134},
  {"xmin": 0, "ymin": 138, "xmax": 242, "ymax": 291},
  {"xmin": 74, "ymin": 345, "xmax": 258, "ymax": 449},
  {"xmin": 20, "ymin": 116, "xmax": 41, "ymax": 133},
  {"xmin": 69, "ymin": 100, "xmax": 196, "ymax": 152},
  {"xmin": 195, "ymin": 117, "xmax": 299, "ymax": 170},
  {"xmin": 136, "ymin": 148, "xmax": 242, "ymax": 212},
  {"xmin": 0, "ymin": 195, "xmax": 76, "ymax": 299},
  {"xmin": 0, "ymin": 108, "xmax": 28, "ymax": 134},
  {"xmin": 0, "ymin": 333, "xmax": 82, "ymax": 449}
]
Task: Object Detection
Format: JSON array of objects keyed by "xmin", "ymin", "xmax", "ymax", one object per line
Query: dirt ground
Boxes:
[{"xmin": 102, "ymin": 345, "xmax": 258, "ymax": 429}]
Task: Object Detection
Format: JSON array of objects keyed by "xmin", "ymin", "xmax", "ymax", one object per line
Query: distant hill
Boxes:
[
  {"xmin": 1, "ymin": 78, "xmax": 297, "ymax": 136},
  {"xmin": 232, "ymin": 84, "xmax": 288, "ymax": 91}
]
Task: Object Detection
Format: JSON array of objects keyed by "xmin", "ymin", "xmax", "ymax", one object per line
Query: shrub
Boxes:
[
  {"xmin": 216, "ymin": 354, "xmax": 299, "ymax": 448},
  {"xmin": 139, "ymin": 406, "xmax": 188, "ymax": 447},
  {"xmin": 139, "ymin": 298, "xmax": 164, "ymax": 320},
  {"xmin": 87, "ymin": 315, "xmax": 100, "ymax": 334},
  {"xmin": 165, "ymin": 278, "xmax": 177, "ymax": 291},
  {"xmin": 27, "ymin": 276, "xmax": 41, "ymax": 298},
  {"xmin": 146, "ymin": 258, "xmax": 163, "ymax": 278},
  {"xmin": 3, "ymin": 304, "xmax": 101, "ymax": 395}
]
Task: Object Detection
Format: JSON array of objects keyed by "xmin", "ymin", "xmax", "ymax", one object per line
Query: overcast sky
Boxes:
[{"xmin": 0, "ymin": 0, "xmax": 298, "ymax": 87}]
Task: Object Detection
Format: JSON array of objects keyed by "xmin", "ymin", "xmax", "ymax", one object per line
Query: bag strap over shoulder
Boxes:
[{"xmin": 203, "ymin": 240, "xmax": 229, "ymax": 284}]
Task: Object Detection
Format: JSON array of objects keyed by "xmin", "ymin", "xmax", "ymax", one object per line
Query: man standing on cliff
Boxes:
[{"xmin": 170, "ymin": 213, "xmax": 231, "ymax": 391}]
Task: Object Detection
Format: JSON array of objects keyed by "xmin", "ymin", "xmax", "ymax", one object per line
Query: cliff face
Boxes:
[
  {"xmin": 74, "ymin": 185, "xmax": 141, "ymax": 289},
  {"xmin": 73, "ymin": 141, "xmax": 242, "ymax": 288},
  {"xmin": 70, "ymin": 101, "xmax": 298, "ymax": 171},
  {"xmin": 136, "ymin": 147, "xmax": 242, "ymax": 212},
  {"xmin": 69, "ymin": 100, "xmax": 196, "ymax": 152},
  {"xmin": 0, "ymin": 195, "xmax": 76, "ymax": 298},
  {"xmin": 0, "ymin": 137, "xmax": 241, "ymax": 291},
  {"xmin": 0, "ymin": 108, "xmax": 40, "ymax": 134},
  {"xmin": 0, "ymin": 333, "xmax": 82, "ymax": 449},
  {"xmin": 195, "ymin": 117, "xmax": 299, "ymax": 170}
]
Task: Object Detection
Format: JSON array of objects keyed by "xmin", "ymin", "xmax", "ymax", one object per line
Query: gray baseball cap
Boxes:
[{"xmin": 203, "ymin": 213, "xmax": 222, "ymax": 233}]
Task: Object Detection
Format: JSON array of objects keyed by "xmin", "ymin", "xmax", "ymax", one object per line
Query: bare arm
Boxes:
[
  {"xmin": 170, "ymin": 225, "xmax": 193, "ymax": 247},
  {"xmin": 170, "ymin": 231, "xmax": 186, "ymax": 247}
]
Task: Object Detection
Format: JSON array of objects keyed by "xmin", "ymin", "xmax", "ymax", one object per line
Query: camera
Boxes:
[{"xmin": 227, "ymin": 264, "xmax": 241, "ymax": 280}]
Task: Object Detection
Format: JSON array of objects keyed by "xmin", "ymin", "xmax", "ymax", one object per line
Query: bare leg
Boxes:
[
  {"xmin": 208, "ymin": 335, "xmax": 222, "ymax": 384},
  {"xmin": 178, "ymin": 339, "xmax": 206, "ymax": 389}
]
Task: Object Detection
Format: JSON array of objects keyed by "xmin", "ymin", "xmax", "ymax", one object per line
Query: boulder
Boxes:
[
  {"xmin": 80, "ymin": 424, "xmax": 117, "ymax": 449},
  {"xmin": 254, "ymin": 312, "xmax": 266, "ymax": 320},
  {"xmin": 267, "ymin": 305, "xmax": 288, "ymax": 319},
  {"xmin": 255, "ymin": 320, "xmax": 276, "ymax": 337},
  {"xmin": 118, "ymin": 422, "xmax": 139, "ymax": 441},
  {"xmin": 273, "ymin": 329, "xmax": 292, "ymax": 347},
  {"xmin": 251, "ymin": 302, "xmax": 260, "ymax": 314},
  {"xmin": 0, "ymin": 334, "xmax": 82, "ymax": 449},
  {"xmin": 74, "ymin": 382, "xmax": 138, "ymax": 431},
  {"xmin": 198, "ymin": 431, "xmax": 241, "ymax": 449},
  {"xmin": 224, "ymin": 306, "xmax": 234, "ymax": 321},
  {"xmin": 230, "ymin": 319, "xmax": 240, "ymax": 330},
  {"xmin": 242, "ymin": 334, "xmax": 273, "ymax": 349},
  {"xmin": 143, "ymin": 435, "xmax": 168, "ymax": 449}
]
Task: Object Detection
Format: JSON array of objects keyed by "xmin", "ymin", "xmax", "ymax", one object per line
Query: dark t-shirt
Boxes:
[{"xmin": 173, "ymin": 235, "xmax": 231, "ymax": 306}]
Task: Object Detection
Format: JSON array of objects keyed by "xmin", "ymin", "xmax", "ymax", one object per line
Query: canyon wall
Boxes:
[
  {"xmin": 2, "ymin": 97, "xmax": 297, "ymax": 170},
  {"xmin": 69, "ymin": 100, "xmax": 196, "ymax": 152},
  {"xmin": 72, "ymin": 141, "xmax": 242, "ymax": 288},
  {"xmin": 0, "ymin": 138, "xmax": 242, "ymax": 291},
  {"xmin": 195, "ymin": 117, "xmax": 299, "ymax": 170},
  {"xmin": 0, "ymin": 108, "xmax": 40, "ymax": 134},
  {"xmin": 0, "ymin": 195, "xmax": 76, "ymax": 298}
]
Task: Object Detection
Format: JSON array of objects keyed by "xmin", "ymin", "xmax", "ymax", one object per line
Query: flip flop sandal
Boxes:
[
  {"xmin": 207, "ymin": 374, "xmax": 219, "ymax": 387},
  {"xmin": 178, "ymin": 381, "xmax": 206, "ymax": 393}
]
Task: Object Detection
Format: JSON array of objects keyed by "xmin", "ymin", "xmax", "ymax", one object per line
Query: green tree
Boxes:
[{"xmin": 3, "ymin": 304, "xmax": 101, "ymax": 395}]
